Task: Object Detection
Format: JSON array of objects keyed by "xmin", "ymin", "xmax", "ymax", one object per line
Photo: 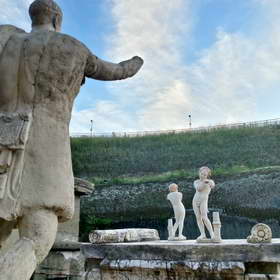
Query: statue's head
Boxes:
[
  {"xmin": 199, "ymin": 166, "xmax": 211, "ymax": 179},
  {"xmin": 29, "ymin": 0, "xmax": 63, "ymax": 32},
  {"xmin": 168, "ymin": 183, "xmax": 178, "ymax": 192}
]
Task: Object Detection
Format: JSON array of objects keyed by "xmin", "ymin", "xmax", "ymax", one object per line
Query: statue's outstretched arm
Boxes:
[{"xmin": 85, "ymin": 53, "xmax": 144, "ymax": 81}]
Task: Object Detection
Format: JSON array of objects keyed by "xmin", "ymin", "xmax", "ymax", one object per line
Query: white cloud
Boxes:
[
  {"xmin": 91, "ymin": 0, "xmax": 280, "ymax": 131},
  {"xmin": 103, "ymin": 0, "xmax": 194, "ymax": 131},
  {"xmin": 0, "ymin": 0, "xmax": 32, "ymax": 31},
  {"xmin": 190, "ymin": 0, "xmax": 280, "ymax": 125},
  {"xmin": 72, "ymin": 0, "xmax": 194, "ymax": 133}
]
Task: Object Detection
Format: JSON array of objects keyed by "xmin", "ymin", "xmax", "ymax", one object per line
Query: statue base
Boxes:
[
  {"xmin": 168, "ymin": 236, "xmax": 187, "ymax": 241},
  {"xmin": 196, "ymin": 237, "xmax": 222, "ymax": 243},
  {"xmin": 82, "ymin": 239, "xmax": 280, "ymax": 280}
]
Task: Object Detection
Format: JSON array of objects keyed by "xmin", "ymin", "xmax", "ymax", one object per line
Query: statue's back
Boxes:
[
  {"xmin": 0, "ymin": 26, "xmax": 88, "ymax": 115},
  {"xmin": 0, "ymin": 27, "xmax": 90, "ymax": 223}
]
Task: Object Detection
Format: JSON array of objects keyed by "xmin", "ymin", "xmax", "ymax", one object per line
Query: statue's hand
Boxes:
[{"xmin": 119, "ymin": 56, "xmax": 144, "ymax": 77}]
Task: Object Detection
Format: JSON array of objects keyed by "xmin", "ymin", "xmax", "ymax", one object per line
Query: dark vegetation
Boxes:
[{"xmin": 71, "ymin": 125, "xmax": 280, "ymax": 186}]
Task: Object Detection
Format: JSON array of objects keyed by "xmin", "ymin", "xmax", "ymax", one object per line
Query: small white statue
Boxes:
[
  {"xmin": 167, "ymin": 183, "xmax": 186, "ymax": 241},
  {"xmin": 192, "ymin": 166, "xmax": 215, "ymax": 242}
]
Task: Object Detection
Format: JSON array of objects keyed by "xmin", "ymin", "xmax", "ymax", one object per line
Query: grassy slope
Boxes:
[{"xmin": 71, "ymin": 125, "xmax": 280, "ymax": 185}]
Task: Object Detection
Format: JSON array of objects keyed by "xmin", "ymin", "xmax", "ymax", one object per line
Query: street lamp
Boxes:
[
  {"xmin": 90, "ymin": 120, "xmax": 93, "ymax": 137},
  {"xmin": 188, "ymin": 114, "xmax": 192, "ymax": 129}
]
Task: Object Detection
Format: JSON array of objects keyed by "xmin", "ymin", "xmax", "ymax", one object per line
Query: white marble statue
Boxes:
[
  {"xmin": 167, "ymin": 183, "xmax": 186, "ymax": 240},
  {"xmin": 192, "ymin": 166, "xmax": 215, "ymax": 242}
]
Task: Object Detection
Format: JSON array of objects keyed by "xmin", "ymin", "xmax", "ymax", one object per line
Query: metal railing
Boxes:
[{"xmin": 71, "ymin": 118, "xmax": 280, "ymax": 138}]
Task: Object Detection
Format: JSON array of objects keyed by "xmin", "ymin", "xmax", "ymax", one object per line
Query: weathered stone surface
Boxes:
[
  {"xmin": 33, "ymin": 250, "xmax": 85, "ymax": 280},
  {"xmin": 52, "ymin": 240, "xmax": 82, "ymax": 251},
  {"xmin": 213, "ymin": 211, "xmax": 222, "ymax": 243},
  {"xmin": 246, "ymin": 262, "xmax": 280, "ymax": 274},
  {"xmin": 0, "ymin": 113, "xmax": 31, "ymax": 150},
  {"xmin": 83, "ymin": 239, "xmax": 280, "ymax": 280},
  {"xmin": 74, "ymin": 177, "xmax": 94, "ymax": 196},
  {"xmin": 82, "ymin": 239, "xmax": 280, "ymax": 262},
  {"xmin": 247, "ymin": 223, "xmax": 272, "ymax": 243},
  {"xmin": 57, "ymin": 177, "xmax": 94, "ymax": 243},
  {"xmin": 245, "ymin": 274, "xmax": 280, "ymax": 280},
  {"xmin": 0, "ymin": 238, "xmax": 36, "ymax": 280},
  {"xmin": 87, "ymin": 259, "xmax": 245, "ymax": 280},
  {"xmin": 2, "ymin": 177, "xmax": 94, "ymax": 253},
  {"xmin": 89, "ymin": 229, "xmax": 160, "ymax": 244}
]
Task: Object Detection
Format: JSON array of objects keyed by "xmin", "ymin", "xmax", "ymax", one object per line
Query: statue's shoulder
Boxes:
[
  {"xmin": 0, "ymin": 24, "xmax": 26, "ymax": 34},
  {"xmin": 0, "ymin": 25, "xmax": 26, "ymax": 53},
  {"xmin": 51, "ymin": 32, "xmax": 90, "ymax": 53}
]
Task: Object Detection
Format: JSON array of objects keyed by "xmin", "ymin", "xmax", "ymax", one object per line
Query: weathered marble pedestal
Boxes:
[{"xmin": 82, "ymin": 239, "xmax": 280, "ymax": 280}]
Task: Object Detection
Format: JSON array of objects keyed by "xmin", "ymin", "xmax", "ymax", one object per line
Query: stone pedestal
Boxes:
[
  {"xmin": 212, "ymin": 211, "xmax": 222, "ymax": 243},
  {"xmin": 82, "ymin": 239, "xmax": 280, "ymax": 280}
]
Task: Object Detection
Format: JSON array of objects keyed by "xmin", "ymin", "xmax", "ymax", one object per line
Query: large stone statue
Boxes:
[
  {"xmin": 0, "ymin": 0, "xmax": 143, "ymax": 279},
  {"xmin": 167, "ymin": 183, "xmax": 186, "ymax": 241},
  {"xmin": 192, "ymin": 166, "xmax": 215, "ymax": 242}
]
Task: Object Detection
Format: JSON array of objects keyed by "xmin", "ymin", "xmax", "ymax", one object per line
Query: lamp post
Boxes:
[{"xmin": 90, "ymin": 120, "xmax": 93, "ymax": 137}]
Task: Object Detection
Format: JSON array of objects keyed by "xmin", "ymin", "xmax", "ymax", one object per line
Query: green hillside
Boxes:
[{"xmin": 71, "ymin": 124, "xmax": 280, "ymax": 185}]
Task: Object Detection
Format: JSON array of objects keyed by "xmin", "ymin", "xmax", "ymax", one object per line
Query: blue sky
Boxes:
[{"xmin": 1, "ymin": 0, "xmax": 280, "ymax": 133}]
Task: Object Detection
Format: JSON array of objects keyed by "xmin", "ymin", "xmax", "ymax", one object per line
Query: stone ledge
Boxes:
[
  {"xmin": 246, "ymin": 274, "xmax": 280, "ymax": 280},
  {"xmin": 100, "ymin": 259, "xmax": 245, "ymax": 273},
  {"xmin": 52, "ymin": 241, "xmax": 84, "ymax": 251},
  {"xmin": 81, "ymin": 238, "xmax": 280, "ymax": 262}
]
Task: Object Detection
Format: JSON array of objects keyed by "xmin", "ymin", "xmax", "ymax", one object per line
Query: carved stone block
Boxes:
[
  {"xmin": 89, "ymin": 229, "xmax": 160, "ymax": 244},
  {"xmin": 247, "ymin": 223, "xmax": 272, "ymax": 243},
  {"xmin": 0, "ymin": 113, "xmax": 31, "ymax": 150},
  {"xmin": 212, "ymin": 211, "xmax": 222, "ymax": 243}
]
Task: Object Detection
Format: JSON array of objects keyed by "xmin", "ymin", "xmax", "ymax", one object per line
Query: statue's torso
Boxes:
[
  {"xmin": 0, "ymin": 26, "xmax": 90, "ymax": 222},
  {"xmin": 193, "ymin": 179, "xmax": 214, "ymax": 205},
  {"xmin": 167, "ymin": 192, "xmax": 185, "ymax": 213}
]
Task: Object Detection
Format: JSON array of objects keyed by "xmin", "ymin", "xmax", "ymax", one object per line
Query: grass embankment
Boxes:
[{"xmin": 71, "ymin": 125, "xmax": 280, "ymax": 185}]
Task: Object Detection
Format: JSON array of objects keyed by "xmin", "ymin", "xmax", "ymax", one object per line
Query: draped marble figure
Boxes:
[{"xmin": 0, "ymin": 1, "xmax": 143, "ymax": 279}]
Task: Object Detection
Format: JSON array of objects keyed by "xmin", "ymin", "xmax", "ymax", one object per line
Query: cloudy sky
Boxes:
[{"xmin": 1, "ymin": 0, "xmax": 280, "ymax": 134}]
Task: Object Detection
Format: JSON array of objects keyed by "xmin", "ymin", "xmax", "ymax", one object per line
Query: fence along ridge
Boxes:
[{"xmin": 71, "ymin": 117, "xmax": 280, "ymax": 138}]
